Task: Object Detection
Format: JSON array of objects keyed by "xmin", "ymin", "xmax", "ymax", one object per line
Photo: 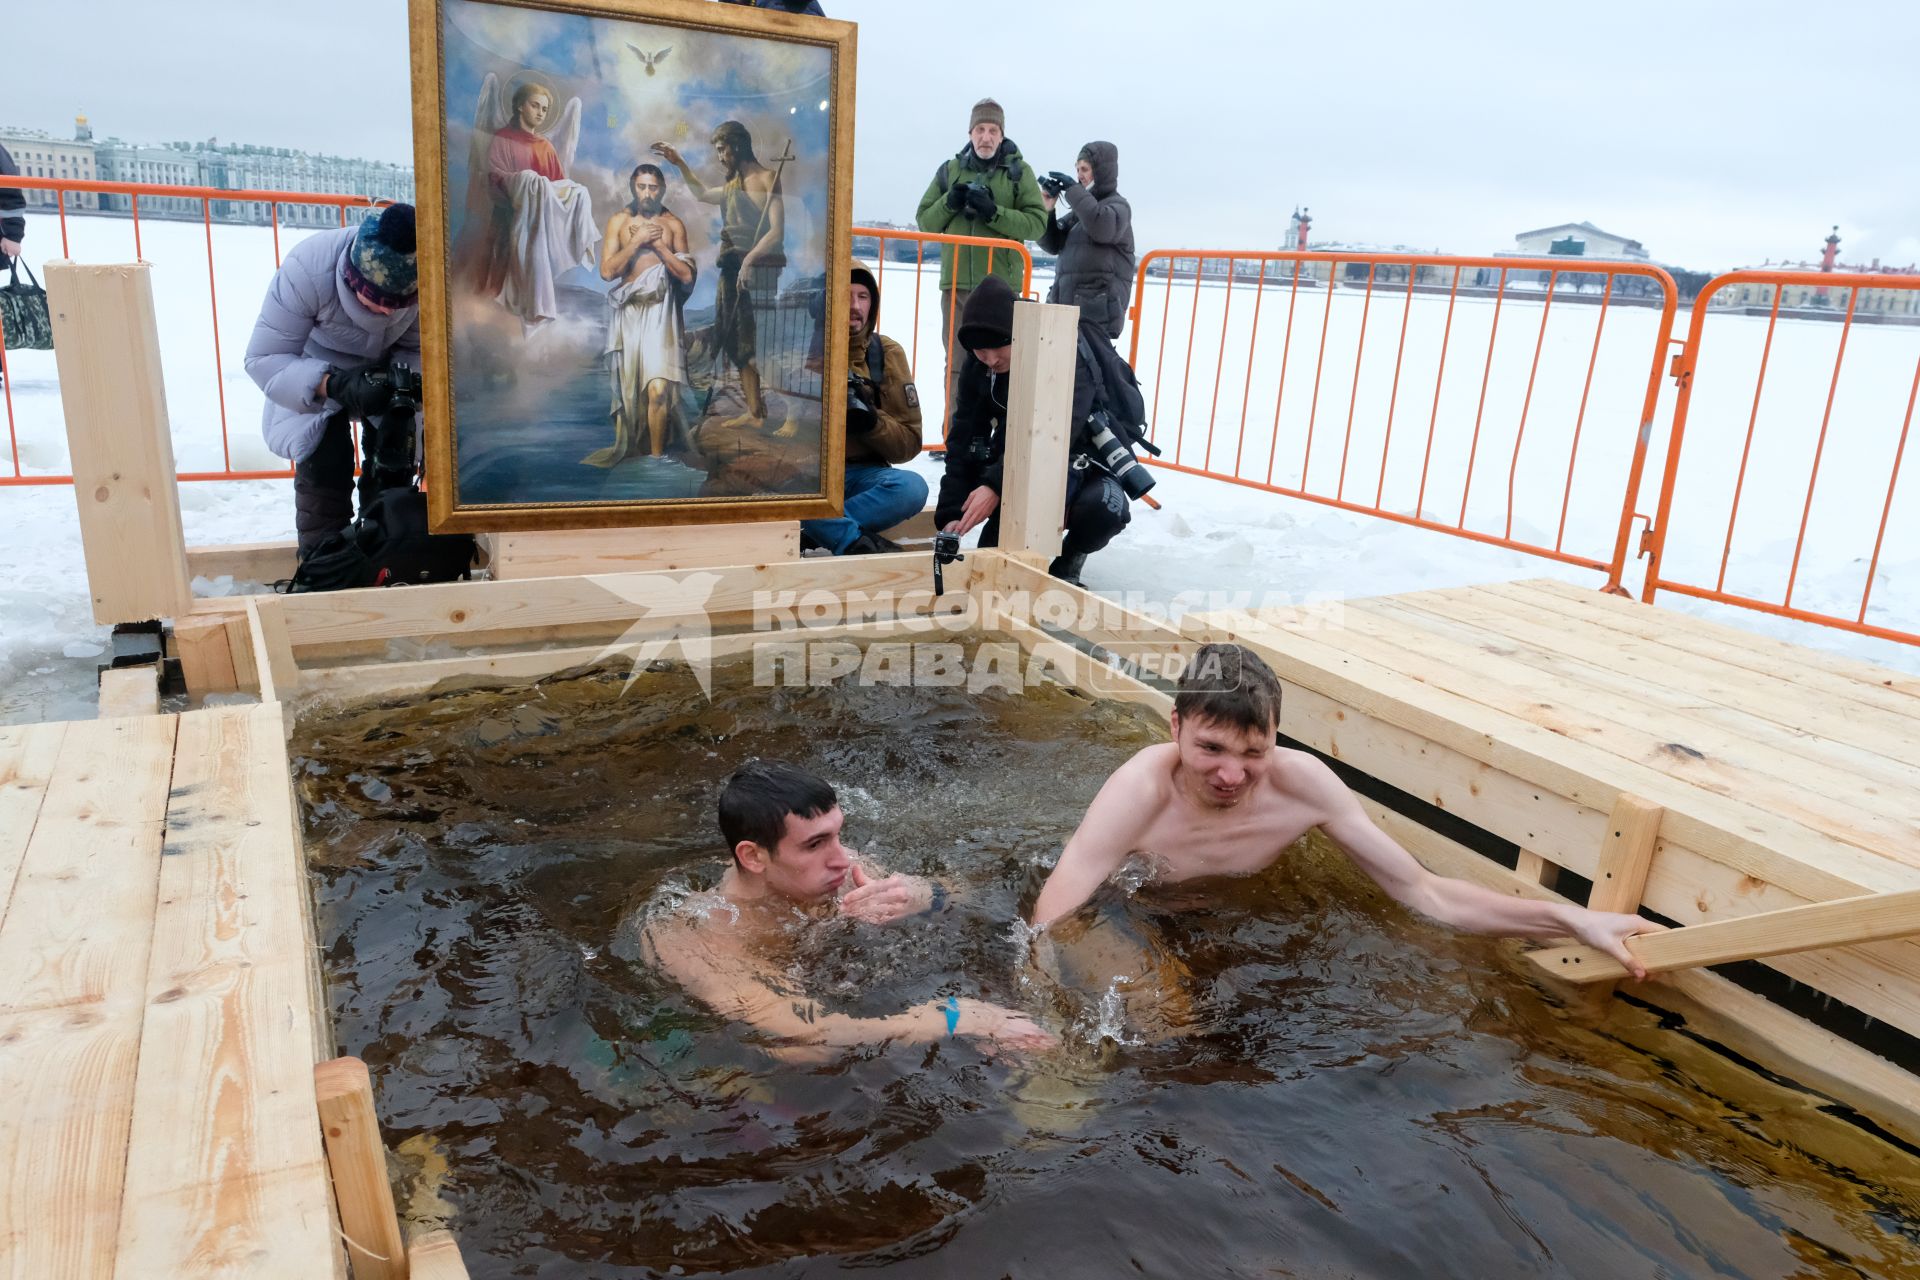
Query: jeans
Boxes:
[{"xmin": 803, "ymin": 464, "xmax": 931, "ymax": 553}]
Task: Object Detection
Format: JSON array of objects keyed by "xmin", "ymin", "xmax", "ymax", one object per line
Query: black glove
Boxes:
[
  {"xmin": 846, "ymin": 375, "xmax": 878, "ymax": 434},
  {"xmin": 327, "ymin": 364, "xmax": 395, "ymax": 420},
  {"xmin": 1040, "ymin": 171, "xmax": 1075, "ymax": 198},
  {"xmin": 964, "ymin": 184, "xmax": 997, "ymax": 221},
  {"xmin": 944, "ymin": 182, "xmax": 971, "ymax": 213}
]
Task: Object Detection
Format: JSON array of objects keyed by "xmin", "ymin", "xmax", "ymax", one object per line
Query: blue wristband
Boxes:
[
  {"xmin": 941, "ymin": 995, "xmax": 960, "ymax": 1036},
  {"xmin": 921, "ymin": 883, "xmax": 949, "ymax": 917}
]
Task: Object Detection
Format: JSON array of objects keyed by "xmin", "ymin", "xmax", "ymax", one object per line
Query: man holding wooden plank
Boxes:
[{"xmin": 1030, "ymin": 643, "xmax": 1665, "ymax": 975}]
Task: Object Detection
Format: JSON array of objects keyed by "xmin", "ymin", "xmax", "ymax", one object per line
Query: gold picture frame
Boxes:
[{"xmin": 409, "ymin": 0, "xmax": 854, "ymax": 532}]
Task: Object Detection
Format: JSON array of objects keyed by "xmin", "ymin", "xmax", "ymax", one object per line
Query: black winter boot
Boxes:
[{"xmin": 1048, "ymin": 551, "xmax": 1089, "ymax": 587}]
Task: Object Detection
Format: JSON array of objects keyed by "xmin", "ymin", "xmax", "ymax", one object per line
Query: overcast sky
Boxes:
[{"xmin": 12, "ymin": 0, "xmax": 1917, "ymax": 270}]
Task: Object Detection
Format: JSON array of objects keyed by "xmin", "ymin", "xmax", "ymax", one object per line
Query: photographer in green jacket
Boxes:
[{"xmin": 915, "ymin": 97, "xmax": 1046, "ymax": 408}]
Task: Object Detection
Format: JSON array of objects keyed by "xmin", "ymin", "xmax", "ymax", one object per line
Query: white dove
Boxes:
[{"xmin": 626, "ymin": 43, "xmax": 672, "ymax": 76}]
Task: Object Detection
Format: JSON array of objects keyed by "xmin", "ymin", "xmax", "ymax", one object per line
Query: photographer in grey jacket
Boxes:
[{"xmin": 1037, "ymin": 142, "xmax": 1134, "ymax": 342}]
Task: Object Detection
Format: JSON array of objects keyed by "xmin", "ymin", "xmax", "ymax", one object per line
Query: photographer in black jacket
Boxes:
[
  {"xmin": 935, "ymin": 276, "xmax": 1154, "ymax": 587},
  {"xmin": 1037, "ymin": 141, "xmax": 1134, "ymax": 342}
]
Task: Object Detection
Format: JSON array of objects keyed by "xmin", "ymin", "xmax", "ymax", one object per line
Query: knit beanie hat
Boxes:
[
  {"xmin": 956, "ymin": 274, "xmax": 1015, "ymax": 352},
  {"xmin": 342, "ymin": 203, "xmax": 418, "ymax": 310},
  {"xmin": 969, "ymin": 97, "xmax": 1005, "ymax": 132}
]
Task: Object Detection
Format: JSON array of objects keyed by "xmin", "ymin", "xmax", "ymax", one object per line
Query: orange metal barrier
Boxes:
[
  {"xmin": 850, "ymin": 225, "xmax": 1032, "ymax": 445},
  {"xmin": 1640, "ymin": 270, "xmax": 1920, "ymax": 645},
  {"xmin": 0, "ymin": 173, "xmax": 386, "ymax": 487},
  {"xmin": 1127, "ymin": 250, "xmax": 1679, "ymax": 587}
]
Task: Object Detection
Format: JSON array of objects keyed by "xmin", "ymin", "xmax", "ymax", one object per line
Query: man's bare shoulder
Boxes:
[
  {"xmin": 1118, "ymin": 742, "xmax": 1180, "ymax": 790},
  {"xmin": 605, "ymin": 207, "xmax": 632, "ymax": 231},
  {"xmin": 659, "ymin": 210, "xmax": 688, "ymax": 233},
  {"xmin": 1264, "ymin": 746, "xmax": 1348, "ymax": 807}
]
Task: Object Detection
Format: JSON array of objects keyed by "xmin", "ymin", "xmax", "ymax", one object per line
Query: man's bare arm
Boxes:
[
  {"xmin": 650, "ymin": 143, "xmax": 721, "ymax": 204},
  {"xmin": 1031, "ymin": 754, "xmax": 1162, "ymax": 929},
  {"xmin": 645, "ymin": 915, "xmax": 1052, "ymax": 1056},
  {"xmin": 599, "ymin": 212, "xmax": 641, "ymax": 281},
  {"xmin": 1303, "ymin": 758, "xmax": 1664, "ymax": 978},
  {"xmin": 654, "ymin": 215, "xmax": 695, "ymax": 285}
]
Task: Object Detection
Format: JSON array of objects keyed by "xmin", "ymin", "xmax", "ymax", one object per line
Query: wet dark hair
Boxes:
[
  {"xmin": 627, "ymin": 163, "xmax": 667, "ymax": 215},
  {"xmin": 711, "ymin": 120, "xmax": 756, "ymax": 164},
  {"xmin": 717, "ymin": 760, "xmax": 837, "ymax": 864},
  {"xmin": 1173, "ymin": 643, "xmax": 1283, "ymax": 736}
]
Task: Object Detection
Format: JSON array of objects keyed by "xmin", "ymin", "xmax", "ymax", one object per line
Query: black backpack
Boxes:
[{"xmin": 282, "ymin": 488, "xmax": 475, "ymax": 593}]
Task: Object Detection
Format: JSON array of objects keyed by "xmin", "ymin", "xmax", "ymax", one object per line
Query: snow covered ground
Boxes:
[{"xmin": 2, "ymin": 210, "xmax": 1915, "ymax": 726}]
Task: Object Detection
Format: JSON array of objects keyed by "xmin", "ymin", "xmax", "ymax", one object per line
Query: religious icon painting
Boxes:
[{"xmin": 409, "ymin": 0, "xmax": 854, "ymax": 531}]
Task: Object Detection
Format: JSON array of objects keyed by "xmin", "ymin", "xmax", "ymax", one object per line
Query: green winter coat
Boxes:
[{"xmin": 914, "ymin": 139, "xmax": 1047, "ymax": 292}]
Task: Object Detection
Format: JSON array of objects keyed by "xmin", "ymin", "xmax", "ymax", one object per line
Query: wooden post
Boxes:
[
  {"xmin": 1588, "ymin": 794, "xmax": 1664, "ymax": 915},
  {"xmin": 995, "ymin": 300, "xmax": 1080, "ymax": 564},
  {"xmin": 97, "ymin": 665, "xmax": 160, "ymax": 718},
  {"xmin": 246, "ymin": 597, "xmax": 299, "ymax": 705},
  {"xmin": 315, "ymin": 1056, "xmax": 409, "ymax": 1280},
  {"xmin": 172, "ymin": 615, "xmax": 241, "ymax": 694},
  {"xmin": 408, "ymin": 1230, "xmax": 473, "ymax": 1280},
  {"xmin": 44, "ymin": 261, "xmax": 194, "ymax": 625}
]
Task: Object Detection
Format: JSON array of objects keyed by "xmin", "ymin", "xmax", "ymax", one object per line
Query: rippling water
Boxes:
[{"xmin": 295, "ymin": 654, "xmax": 1920, "ymax": 1279}]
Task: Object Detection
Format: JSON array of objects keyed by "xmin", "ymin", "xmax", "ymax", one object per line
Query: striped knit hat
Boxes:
[{"xmin": 342, "ymin": 204, "xmax": 418, "ymax": 310}]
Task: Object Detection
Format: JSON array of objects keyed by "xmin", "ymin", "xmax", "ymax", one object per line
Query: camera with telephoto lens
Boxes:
[
  {"xmin": 1038, "ymin": 170, "xmax": 1076, "ymax": 198},
  {"xmin": 1083, "ymin": 408, "xmax": 1156, "ymax": 500},
  {"xmin": 364, "ymin": 362, "xmax": 424, "ymax": 496}
]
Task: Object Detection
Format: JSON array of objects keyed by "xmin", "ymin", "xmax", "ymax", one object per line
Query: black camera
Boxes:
[
  {"xmin": 388, "ymin": 361, "xmax": 424, "ymax": 415},
  {"xmin": 1039, "ymin": 170, "xmax": 1076, "ymax": 198},
  {"xmin": 1084, "ymin": 409, "xmax": 1157, "ymax": 501},
  {"xmin": 932, "ymin": 530, "xmax": 964, "ymax": 597},
  {"xmin": 845, "ymin": 373, "xmax": 877, "ymax": 434},
  {"xmin": 362, "ymin": 361, "xmax": 423, "ymax": 497}
]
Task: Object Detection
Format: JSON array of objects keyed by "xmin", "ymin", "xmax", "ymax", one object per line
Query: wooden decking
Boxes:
[
  {"xmin": 0, "ymin": 704, "xmax": 339, "ymax": 1278},
  {"xmin": 1204, "ymin": 576, "xmax": 1920, "ymax": 1045}
]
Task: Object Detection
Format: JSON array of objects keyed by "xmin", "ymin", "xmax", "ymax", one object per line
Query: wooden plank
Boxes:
[
  {"xmin": 271, "ymin": 553, "xmax": 976, "ymax": 648},
  {"xmin": 314, "ymin": 1057, "xmax": 407, "ymax": 1280},
  {"xmin": 1587, "ymin": 794, "xmax": 1664, "ymax": 915},
  {"xmin": 98, "ymin": 667, "xmax": 160, "ymax": 720},
  {"xmin": 45, "ymin": 262, "xmax": 194, "ymax": 626},
  {"xmin": 1219, "ymin": 611, "xmax": 1914, "ymax": 900},
  {"xmin": 482, "ymin": 520, "xmax": 801, "ymax": 580},
  {"xmin": 1530, "ymin": 886, "xmax": 1920, "ymax": 983},
  {"xmin": 408, "ymin": 1230, "xmax": 472, "ymax": 1280},
  {"xmin": 0, "ymin": 722, "xmax": 69, "ymax": 933},
  {"xmin": 999, "ymin": 616, "xmax": 1174, "ymax": 713},
  {"xmin": 172, "ymin": 616, "xmax": 240, "ymax": 696},
  {"xmin": 1334, "ymin": 596, "xmax": 1920, "ymax": 865},
  {"xmin": 1649, "ymin": 966, "xmax": 1920, "ymax": 1149},
  {"xmin": 1507, "ymin": 578, "xmax": 1920, "ymax": 715},
  {"xmin": 1374, "ymin": 591, "xmax": 1920, "ymax": 805},
  {"xmin": 112, "ymin": 706, "xmax": 337, "ymax": 1279},
  {"xmin": 299, "ymin": 616, "xmax": 972, "ymax": 705},
  {"xmin": 0, "ymin": 714, "xmax": 179, "ymax": 1278},
  {"xmin": 185, "ymin": 541, "xmax": 299, "ymax": 588},
  {"xmin": 995, "ymin": 300, "xmax": 1080, "ymax": 561},
  {"xmin": 246, "ymin": 598, "xmax": 298, "ymax": 704},
  {"xmin": 1284, "ymin": 680, "xmax": 1612, "ymax": 880},
  {"xmin": 1437, "ymin": 582, "xmax": 1920, "ymax": 764}
]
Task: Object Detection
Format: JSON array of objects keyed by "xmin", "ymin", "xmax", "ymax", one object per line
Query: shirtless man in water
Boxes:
[
  {"xmin": 647, "ymin": 760, "xmax": 1054, "ymax": 1058},
  {"xmin": 1031, "ymin": 643, "xmax": 1663, "ymax": 979}
]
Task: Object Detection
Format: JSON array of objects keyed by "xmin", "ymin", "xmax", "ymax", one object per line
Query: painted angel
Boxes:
[{"xmin": 452, "ymin": 74, "xmax": 602, "ymax": 328}]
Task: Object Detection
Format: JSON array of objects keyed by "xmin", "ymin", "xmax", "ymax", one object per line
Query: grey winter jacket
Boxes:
[
  {"xmin": 1038, "ymin": 141, "xmax": 1134, "ymax": 340},
  {"xmin": 244, "ymin": 225, "xmax": 420, "ymax": 461}
]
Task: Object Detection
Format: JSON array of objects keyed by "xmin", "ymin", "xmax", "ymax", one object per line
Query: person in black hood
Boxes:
[
  {"xmin": 1038, "ymin": 141, "xmax": 1135, "ymax": 341},
  {"xmin": 934, "ymin": 276, "xmax": 1135, "ymax": 586}
]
